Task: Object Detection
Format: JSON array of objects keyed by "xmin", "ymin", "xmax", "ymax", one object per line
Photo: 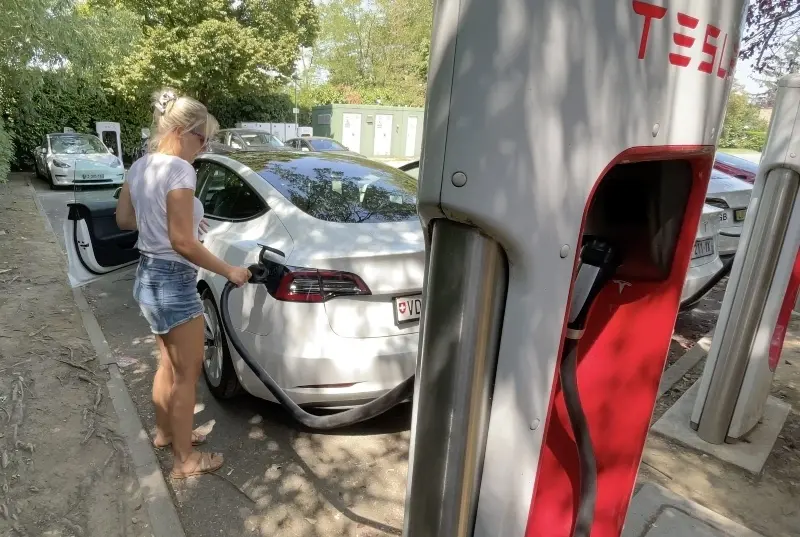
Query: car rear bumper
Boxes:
[
  {"xmin": 50, "ymin": 168, "xmax": 125, "ymax": 187},
  {"xmin": 717, "ymin": 223, "xmax": 743, "ymax": 256},
  {"xmin": 682, "ymin": 254, "xmax": 725, "ymax": 303},
  {"xmin": 230, "ymin": 328, "xmax": 418, "ymax": 406}
]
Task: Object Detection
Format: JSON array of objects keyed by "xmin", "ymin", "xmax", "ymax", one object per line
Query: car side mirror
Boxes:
[{"xmin": 113, "ymin": 187, "xmax": 122, "ymax": 200}]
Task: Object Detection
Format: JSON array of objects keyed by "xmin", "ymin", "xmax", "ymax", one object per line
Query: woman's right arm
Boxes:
[
  {"xmin": 166, "ymin": 188, "xmax": 249, "ymax": 285},
  {"xmin": 115, "ymin": 182, "xmax": 137, "ymax": 231}
]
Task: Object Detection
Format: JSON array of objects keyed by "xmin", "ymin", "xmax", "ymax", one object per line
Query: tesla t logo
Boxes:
[
  {"xmin": 613, "ymin": 280, "xmax": 632, "ymax": 294},
  {"xmin": 399, "ymin": 302, "xmax": 407, "ymax": 314},
  {"xmin": 633, "ymin": 1, "xmax": 737, "ymax": 79}
]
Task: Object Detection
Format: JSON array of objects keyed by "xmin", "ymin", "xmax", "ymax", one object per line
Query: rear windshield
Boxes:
[
  {"xmin": 308, "ymin": 139, "xmax": 347, "ymax": 151},
  {"xmin": 257, "ymin": 155, "xmax": 417, "ymax": 223},
  {"xmin": 240, "ymin": 132, "xmax": 284, "ymax": 147}
]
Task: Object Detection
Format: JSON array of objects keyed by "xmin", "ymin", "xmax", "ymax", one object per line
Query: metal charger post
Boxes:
[
  {"xmin": 403, "ymin": 1, "xmax": 746, "ymax": 536},
  {"xmin": 691, "ymin": 74, "xmax": 800, "ymax": 444}
]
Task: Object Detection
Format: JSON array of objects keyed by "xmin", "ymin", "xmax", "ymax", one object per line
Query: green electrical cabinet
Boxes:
[{"xmin": 311, "ymin": 104, "xmax": 424, "ymax": 159}]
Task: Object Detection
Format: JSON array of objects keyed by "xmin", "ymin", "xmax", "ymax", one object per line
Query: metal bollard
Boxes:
[{"xmin": 692, "ymin": 74, "xmax": 800, "ymax": 444}]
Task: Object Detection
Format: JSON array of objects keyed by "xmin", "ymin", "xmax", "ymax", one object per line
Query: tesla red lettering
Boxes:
[
  {"xmin": 632, "ymin": 0, "xmax": 667, "ymax": 59},
  {"xmin": 633, "ymin": 1, "xmax": 735, "ymax": 79},
  {"xmin": 698, "ymin": 23, "xmax": 721, "ymax": 74},
  {"xmin": 669, "ymin": 12, "xmax": 698, "ymax": 67}
]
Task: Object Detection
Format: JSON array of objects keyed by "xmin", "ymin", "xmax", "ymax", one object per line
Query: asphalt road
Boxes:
[{"xmin": 31, "ymin": 173, "xmax": 411, "ymax": 537}]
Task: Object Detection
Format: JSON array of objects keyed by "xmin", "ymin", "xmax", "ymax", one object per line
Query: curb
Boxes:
[
  {"xmin": 27, "ymin": 178, "xmax": 187, "ymax": 537},
  {"xmin": 657, "ymin": 332, "xmax": 714, "ymax": 397}
]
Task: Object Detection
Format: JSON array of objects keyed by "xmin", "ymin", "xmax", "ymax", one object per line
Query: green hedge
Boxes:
[{"xmin": 8, "ymin": 72, "xmax": 302, "ymax": 168}]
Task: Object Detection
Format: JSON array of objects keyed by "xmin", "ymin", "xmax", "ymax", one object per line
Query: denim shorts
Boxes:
[{"xmin": 133, "ymin": 256, "xmax": 203, "ymax": 335}]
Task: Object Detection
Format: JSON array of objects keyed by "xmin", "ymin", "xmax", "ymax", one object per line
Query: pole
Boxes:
[
  {"xmin": 692, "ymin": 74, "xmax": 800, "ymax": 443},
  {"xmin": 294, "ymin": 80, "xmax": 298, "ymax": 133},
  {"xmin": 403, "ymin": 220, "xmax": 507, "ymax": 537}
]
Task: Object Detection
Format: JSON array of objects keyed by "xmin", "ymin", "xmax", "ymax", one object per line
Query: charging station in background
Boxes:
[
  {"xmin": 691, "ymin": 74, "xmax": 800, "ymax": 444},
  {"xmin": 401, "ymin": 1, "xmax": 747, "ymax": 537}
]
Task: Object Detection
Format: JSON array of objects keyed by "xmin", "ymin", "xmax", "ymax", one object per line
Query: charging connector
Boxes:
[{"xmin": 561, "ymin": 238, "xmax": 620, "ymax": 537}]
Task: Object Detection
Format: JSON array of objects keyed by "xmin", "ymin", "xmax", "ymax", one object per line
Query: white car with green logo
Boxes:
[{"xmin": 34, "ymin": 133, "xmax": 125, "ymax": 189}]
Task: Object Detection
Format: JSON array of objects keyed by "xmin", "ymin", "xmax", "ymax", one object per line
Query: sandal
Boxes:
[
  {"xmin": 170, "ymin": 452, "xmax": 224, "ymax": 480},
  {"xmin": 153, "ymin": 431, "xmax": 207, "ymax": 449}
]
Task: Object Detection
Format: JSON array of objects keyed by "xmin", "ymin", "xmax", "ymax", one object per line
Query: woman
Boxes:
[{"xmin": 115, "ymin": 89, "xmax": 250, "ymax": 479}]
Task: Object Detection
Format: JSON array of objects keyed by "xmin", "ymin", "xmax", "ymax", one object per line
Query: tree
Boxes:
[
  {"xmin": 91, "ymin": 0, "xmax": 319, "ymax": 103},
  {"xmin": 313, "ymin": 0, "xmax": 433, "ymax": 106},
  {"xmin": 719, "ymin": 87, "xmax": 770, "ymax": 151},
  {"xmin": 741, "ymin": 0, "xmax": 800, "ymax": 72},
  {"xmin": 0, "ymin": 0, "xmax": 140, "ymax": 179},
  {"xmin": 751, "ymin": 35, "xmax": 800, "ymax": 108}
]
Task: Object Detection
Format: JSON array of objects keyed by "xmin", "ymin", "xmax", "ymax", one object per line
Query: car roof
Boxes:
[
  {"xmin": 48, "ymin": 132, "xmax": 97, "ymax": 137},
  {"xmin": 220, "ymin": 128, "xmax": 277, "ymax": 135},
  {"xmin": 201, "ymin": 149, "xmax": 400, "ymax": 176}
]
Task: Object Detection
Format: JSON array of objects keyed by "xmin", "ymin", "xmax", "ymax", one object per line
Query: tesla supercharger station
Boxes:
[
  {"xmin": 691, "ymin": 74, "xmax": 800, "ymax": 444},
  {"xmin": 402, "ymin": 1, "xmax": 747, "ymax": 537}
]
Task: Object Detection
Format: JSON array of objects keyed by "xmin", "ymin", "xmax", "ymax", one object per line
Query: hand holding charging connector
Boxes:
[{"xmin": 562, "ymin": 238, "xmax": 620, "ymax": 537}]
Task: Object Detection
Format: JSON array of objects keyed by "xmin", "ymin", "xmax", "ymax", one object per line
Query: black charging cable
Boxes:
[{"xmin": 561, "ymin": 238, "xmax": 620, "ymax": 537}]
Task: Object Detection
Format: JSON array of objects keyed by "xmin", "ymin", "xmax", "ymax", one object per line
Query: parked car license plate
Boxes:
[
  {"xmin": 734, "ymin": 208, "xmax": 747, "ymax": 222},
  {"xmin": 692, "ymin": 237, "xmax": 715, "ymax": 259},
  {"xmin": 394, "ymin": 295, "xmax": 422, "ymax": 324},
  {"xmin": 81, "ymin": 173, "xmax": 104, "ymax": 180}
]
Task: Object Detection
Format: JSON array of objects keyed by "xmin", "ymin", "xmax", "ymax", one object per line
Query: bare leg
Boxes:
[
  {"xmin": 152, "ymin": 335, "xmax": 174, "ymax": 446},
  {"xmin": 161, "ymin": 316, "xmax": 222, "ymax": 473}
]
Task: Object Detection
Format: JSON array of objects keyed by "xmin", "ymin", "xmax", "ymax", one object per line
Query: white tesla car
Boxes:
[
  {"xmin": 65, "ymin": 151, "xmax": 423, "ymax": 406},
  {"xmin": 706, "ymin": 169, "xmax": 753, "ymax": 256},
  {"xmin": 34, "ymin": 133, "xmax": 125, "ymax": 189}
]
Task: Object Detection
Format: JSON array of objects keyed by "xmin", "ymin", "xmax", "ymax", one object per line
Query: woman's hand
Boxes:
[
  {"xmin": 198, "ymin": 218, "xmax": 210, "ymax": 235},
  {"xmin": 226, "ymin": 266, "xmax": 251, "ymax": 287}
]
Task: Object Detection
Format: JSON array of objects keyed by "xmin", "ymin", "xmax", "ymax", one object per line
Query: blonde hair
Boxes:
[{"xmin": 149, "ymin": 88, "xmax": 219, "ymax": 154}]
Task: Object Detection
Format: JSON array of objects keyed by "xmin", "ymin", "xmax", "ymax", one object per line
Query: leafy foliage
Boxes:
[
  {"xmin": 0, "ymin": 0, "xmax": 140, "ymax": 181},
  {"xmin": 313, "ymin": 0, "xmax": 432, "ymax": 107},
  {"xmin": 751, "ymin": 36, "xmax": 800, "ymax": 108},
  {"xmin": 719, "ymin": 90, "xmax": 770, "ymax": 151},
  {"xmin": 92, "ymin": 0, "xmax": 319, "ymax": 102},
  {"xmin": 742, "ymin": 0, "xmax": 800, "ymax": 72},
  {"xmin": 8, "ymin": 71, "xmax": 300, "ymax": 167}
]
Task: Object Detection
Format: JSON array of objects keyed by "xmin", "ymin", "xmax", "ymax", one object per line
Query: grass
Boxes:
[{"xmin": 718, "ymin": 147, "xmax": 760, "ymax": 155}]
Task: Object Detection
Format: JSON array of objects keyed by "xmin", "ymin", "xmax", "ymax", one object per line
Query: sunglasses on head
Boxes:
[{"xmin": 188, "ymin": 131, "xmax": 207, "ymax": 145}]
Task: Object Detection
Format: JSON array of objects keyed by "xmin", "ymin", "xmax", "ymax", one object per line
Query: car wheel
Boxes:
[{"xmin": 201, "ymin": 288, "xmax": 242, "ymax": 399}]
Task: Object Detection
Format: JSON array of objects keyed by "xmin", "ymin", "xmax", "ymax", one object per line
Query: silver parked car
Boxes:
[
  {"xmin": 705, "ymin": 169, "xmax": 753, "ymax": 256},
  {"xmin": 208, "ymin": 128, "xmax": 285, "ymax": 153},
  {"xmin": 34, "ymin": 133, "xmax": 124, "ymax": 189}
]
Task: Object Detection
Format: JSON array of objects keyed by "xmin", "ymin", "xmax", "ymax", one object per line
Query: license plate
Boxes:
[
  {"xmin": 692, "ymin": 237, "xmax": 715, "ymax": 259},
  {"xmin": 734, "ymin": 208, "xmax": 747, "ymax": 222},
  {"xmin": 394, "ymin": 295, "xmax": 422, "ymax": 324},
  {"xmin": 81, "ymin": 174, "xmax": 104, "ymax": 180}
]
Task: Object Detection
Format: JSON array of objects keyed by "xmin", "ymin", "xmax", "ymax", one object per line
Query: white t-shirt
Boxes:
[{"xmin": 127, "ymin": 153, "xmax": 205, "ymax": 267}]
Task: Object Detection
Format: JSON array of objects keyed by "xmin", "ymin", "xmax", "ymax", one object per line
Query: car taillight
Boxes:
[{"xmin": 272, "ymin": 269, "xmax": 371, "ymax": 303}]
